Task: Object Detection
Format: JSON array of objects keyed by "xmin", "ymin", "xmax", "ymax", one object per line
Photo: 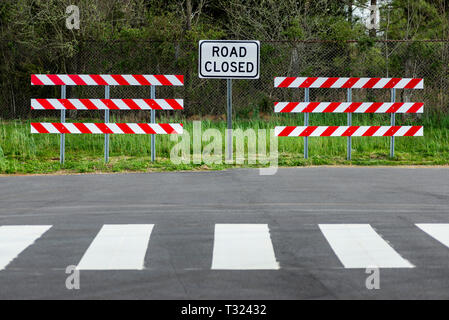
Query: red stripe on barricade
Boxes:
[
  {"xmin": 321, "ymin": 126, "xmax": 339, "ymax": 136},
  {"xmin": 68, "ymin": 74, "xmax": 87, "ymax": 85},
  {"xmin": 90, "ymin": 75, "xmax": 108, "ymax": 85},
  {"xmin": 300, "ymin": 77, "xmax": 318, "ymax": 88},
  {"xmin": 145, "ymin": 99, "xmax": 162, "ymax": 110},
  {"xmin": 404, "ymin": 126, "xmax": 422, "ymax": 136},
  {"xmin": 404, "ymin": 78, "xmax": 422, "ymax": 89},
  {"xmin": 300, "ymin": 126, "xmax": 318, "ymax": 136},
  {"xmin": 323, "ymin": 102, "xmax": 341, "ymax": 113},
  {"xmin": 165, "ymin": 99, "xmax": 183, "ymax": 110},
  {"xmin": 53, "ymin": 123, "xmax": 71, "ymax": 134},
  {"xmin": 342, "ymin": 78, "xmax": 360, "ymax": 88},
  {"xmin": 95, "ymin": 123, "xmax": 114, "ymax": 134},
  {"xmin": 101, "ymin": 99, "xmax": 119, "ymax": 110},
  {"xmin": 116, "ymin": 123, "xmax": 135, "ymax": 134},
  {"xmin": 175, "ymin": 75, "xmax": 184, "ymax": 84},
  {"xmin": 137, "ymin": 123, "xmax": 157, "ymax": 134},
  {"xmin": 73, "ymin": 123, "xmax": 92, "ymax": 134},
  {"xmin": 281, "ymin": 102, "xmax": 299, "ymax": 113},
  {"xmin": 383, "ymin": 126, "xmax": 401, "ymax": 136},
  {"xmin": 80, "ymin": 99, "xmax": 99, "ymax": 110},
  {"xmin": 385, "ymin": 102, "xmax": 403, "ymax": 113},
  {"xmin": 159, "ymin": 123, "xmax": 176, "ymax": 134},
  {"xmin": 31, "ymin": 123, "xmax": 49, "ymax": 133},
  {"xmin": 111, "ymin": 75, "xmax": 129, "ymax": 85},
  {"xmin": 342, "ymin": 126, "xmax": 360, "ymax": 136},
  {"xmin": 154, "ymin": 75, "xmax": 171, "ymax": 86},
  {"xmin": 277, "ymin": 77, "xmax": 296, "ymax": 88},
  {"xmin": 36, "ymin": 99, "xmax": 55, "ymax": 110},
  {"xmin": 365, "ymin": 102, "xmax": 383, "ymax": 113},
  {"xmin": 362, "ymin": 78, "xmax": 381, "ymax": 88},
  {"xmin": 47, "ymin": 75, "xmax": 64, "ymax": 85},
  {"xmin": 384, "ymin": 78, "xmax": 401, "ymax": 88},
  {"xmin": 59, "ymin": 99, "xmax": 77, "ymax": 110},
  {"xmin": 123, "ymin": 99, "xmax": 141, "ymax": 110},
  {"xmin": 321, "ymin": 78, "xmax": 339, "ymax": 88},
  {"xmin": 362, "ymin": 126, "xmax": 381, "ymax": 136},
  {"xmin": 133, "ymin": 74, "xmax": 151, "ymax": 85},
  {"xmin": 345, "ymin": 102, "xmax": 363, "ymax": 112},
  {"xmin": 407, "ymin": 102, "xmax": 424, "ymax": 113},
  {"xmin": 303, "ymin": 102, "xmax": 320, "ymax": 113},
  {"xmin": 31, "ymin": 75, "xmax": 44, "ymax": 85},
  {"xmin": 278, "ymin": 126, "xmax": 297, "ymax": 136}
]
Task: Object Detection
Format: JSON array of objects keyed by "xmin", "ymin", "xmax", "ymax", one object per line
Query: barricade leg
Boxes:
[
  {"xmin": 104, "ymin": 85, "xmax": 110, "ymax": 163},
  {"xmin": 151, "ymin": 85, "xmax": 156, "ymax": 162},
  {"xmin": 304, "ymin": 88, "xmax": 309, "ymax": 159},
  {"xmin": 390, "ymin": 88, "xmax": 396, "ymax": 158},
  {"xmin": 347, "ymin": 88, "xmax": 352, "ymax": 160},
  {"xmin": 60, "ymin": 85, "xmax": 66, "ymax": 164}
]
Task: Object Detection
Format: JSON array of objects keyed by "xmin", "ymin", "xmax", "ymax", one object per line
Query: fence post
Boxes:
[
  {"xmin": 390, "ymin": 88, "xmax": 396, "ymax": 158},
  {"xmin": 151, "ymin": 85, "xmax": 156, "ymax": 162},
  {"xmin": 60, "ymin": 85, "xmax": 66, "ymax": 164},
  {"xmin": 304, "ymin": 87, "xmax": 309, "ymax": 159},
  {"xmin": 347, "ymin": 88, "xmax": 352, "ymax": 160},
  {"xmin": 104, "ymin": 85, "xmax": 110, "ymax": 163}
]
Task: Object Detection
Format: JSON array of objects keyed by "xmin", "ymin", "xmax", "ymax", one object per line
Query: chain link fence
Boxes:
[{"xmin": 1, "ymin": 40, "xmax": 448, "ymax": 121}]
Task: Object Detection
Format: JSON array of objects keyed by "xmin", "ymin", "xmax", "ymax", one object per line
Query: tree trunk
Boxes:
[
  {"xmin": 348, "ymin": 0, "xmax": 353, "ymax": 26},
  {"xmin": 369, "ymin": 0, "xmax": 377, "ymax": 38},
  {"xmin": 186, "ymin": 0, "xmax": 192, "ymax": 31}
]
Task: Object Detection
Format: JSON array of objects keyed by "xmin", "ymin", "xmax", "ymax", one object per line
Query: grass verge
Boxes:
[{"xmin": 1, "ymin": 116, "xmax": 448, "ymax": 174}]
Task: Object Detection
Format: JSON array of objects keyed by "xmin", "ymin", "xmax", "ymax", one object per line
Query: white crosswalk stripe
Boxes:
[
  {"xmin": 211, "ymin": 224, "xmax": 280, "ymax": 270},
  {"xmin": 3, "ymin": 223, "xmax": 449, "ymax": 272},
  {"xmin": 77, "ymin": 224, "xmax": 154, "ymax": 270},
  {"xmin": 416, "ymin": 224, "xmax": 449, "ymax": 249},
  {"xmin": 319, "ymin": 224, "xmax": 414, "ymax": 269},
  {"xmin": 0, "ymin": 225, "xmax": 52, "ymax": 270}
]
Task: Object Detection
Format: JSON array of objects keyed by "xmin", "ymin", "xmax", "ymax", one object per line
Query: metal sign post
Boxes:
[
  {"xmin": 390, "ymin": 88, "xmax": 396, "ymax": 158},
  {"xmin": 60, "ymin": 85, "xmax": 66, "ymax": 164},
  {"xmin": 227, "ymin": 79, "xmax": 233, "ymax": 160},
  {"xmin": 199, "ymin": 40, "xmax": 260, "ymax": 162},
  {"xmin": 347, "ymin": 88, "xmax": 352, "ymax": 160},
  {"xmin": 151, "ymin": 85, "xmax": 156, "ymax": 162},
  {"xmin": 104, "ymin": 85, "xmax": 110, "ymax": 163}
]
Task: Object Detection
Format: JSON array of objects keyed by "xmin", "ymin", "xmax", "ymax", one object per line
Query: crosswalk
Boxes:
[
  {"xmin": 319, "ymin": 224, "xmax": 414, "ymax": 269},
  {"xmin": 212, "ymin": 224, "xmax": 280, "ymax": 270},
  {"xmin": 0, "ymin": 223, "xmax": 448, "ymax": 272},
  {"xmin": 77, "ymin": 224, "xmax": 154, "ymax": 270},
  {"xmin": 0, "ymin": 225, "xmax": 52, "ymax": 270}
]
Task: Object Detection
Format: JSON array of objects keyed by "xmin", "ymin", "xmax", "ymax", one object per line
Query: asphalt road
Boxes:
[{"xmin": 0, "ymin": 167, "xmax": 448, "ymax": 300}]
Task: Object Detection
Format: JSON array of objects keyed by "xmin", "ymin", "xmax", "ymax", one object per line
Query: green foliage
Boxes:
[
  {"xmin": 1, "ymin": 0, "xmax": 449, "ymax": 119},
  {"xmin": 381, "ymin": 0, "xmax": 448, "ymax": 40},
  {"xmin": 282, "ymin": 20, "xmax": 304, "ymax": 40}
]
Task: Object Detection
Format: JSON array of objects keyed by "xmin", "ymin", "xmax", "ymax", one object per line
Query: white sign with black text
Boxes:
[{"xmin": 199, "ymin": 40, "xmax": 260, "ymax": 79}]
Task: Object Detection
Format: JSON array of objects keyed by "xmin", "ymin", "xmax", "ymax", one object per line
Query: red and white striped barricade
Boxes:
[
  {"xmin": 273, "ymin": 77, "xmax": 424, "ymax": 159},
  {"xmin": 31, "ymin": 74, "xmax": 184, "ymax": 164}
]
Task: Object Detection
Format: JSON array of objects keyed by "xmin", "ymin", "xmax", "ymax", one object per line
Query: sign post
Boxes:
[{"xmin": 199, "ymin": 40, "xmax": 260, "ymax": 161}]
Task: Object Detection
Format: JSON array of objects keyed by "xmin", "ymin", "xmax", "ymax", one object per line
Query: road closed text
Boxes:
[{"xmin": 199, "ymin": 40, "xmax": 260, "ymax": 79}]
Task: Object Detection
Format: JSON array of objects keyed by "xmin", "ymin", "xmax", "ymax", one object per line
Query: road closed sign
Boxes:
[{"xmin": 199, "ymin": 40, "xmax": 260, "ymax": 79}]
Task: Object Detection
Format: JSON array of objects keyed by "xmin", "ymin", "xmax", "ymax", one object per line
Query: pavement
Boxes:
[{"xmin": 0, "ymin": 167, "xmax": 448, "ymax": 300}]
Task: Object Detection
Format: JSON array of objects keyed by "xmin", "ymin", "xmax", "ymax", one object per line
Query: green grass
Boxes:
[{"xmin": 1, "ymin": 114, "xmax": 448, "ymax": 174}]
